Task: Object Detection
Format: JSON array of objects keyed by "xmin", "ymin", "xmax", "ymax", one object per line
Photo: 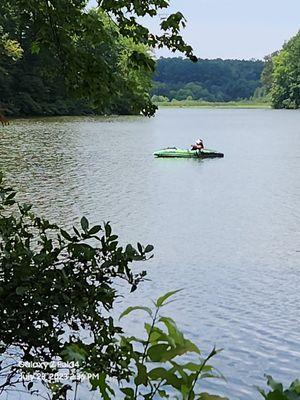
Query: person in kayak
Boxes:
[{"xmin": 191, "ymin": 139, "xmax": 204, "ymax": 151}]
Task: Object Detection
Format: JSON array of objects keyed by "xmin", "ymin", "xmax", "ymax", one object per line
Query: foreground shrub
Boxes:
[
  {"xmin": 116, "ymin": 290, "xmax": 225, "ymax": 400},
  {"xmin": 259, "ymin": 376, "xmax": 300, "ymax": 400},
  {"xmin": 0, "ymin": 172, "xmax": 152, "ymax": 398}
]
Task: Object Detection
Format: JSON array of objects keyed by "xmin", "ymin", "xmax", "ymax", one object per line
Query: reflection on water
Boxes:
[{"xmin": 1, "ymin": 109, "xmax": 300, "ymax": 399}]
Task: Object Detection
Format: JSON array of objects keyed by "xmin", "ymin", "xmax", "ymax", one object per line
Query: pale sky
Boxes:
[{"xmin": 89, "ymin": 0, "xmax": 300, "ymax": 60}]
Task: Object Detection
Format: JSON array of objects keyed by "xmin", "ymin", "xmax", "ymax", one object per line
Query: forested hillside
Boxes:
[{"xmin": 152, "ymin": 58, "xmax": 265, "ymax": 102}]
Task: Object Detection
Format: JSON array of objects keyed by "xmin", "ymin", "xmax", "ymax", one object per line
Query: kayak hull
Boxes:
[{"xmin": 154, "ymin": 148, "xmax": 224, "ymax": 158}]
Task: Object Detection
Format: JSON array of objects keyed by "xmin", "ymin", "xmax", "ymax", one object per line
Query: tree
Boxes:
[
  {"xmin": 109, "ymin": 36, "xmax": 156, "ymax": 116},
  {"xmin": 0, "ymin": 9, "xmax": 156, "ymax": 116},
  {"xmin": 267, "ymin": 31, "xmax": 300, "ymax": 109},
  {"xmin": 0, "ymin": 0, "xmax": 196, "ymax": 117},
  {"xmin": 261, "ymin": 53, "xmax": 278, "ymax": 92}
]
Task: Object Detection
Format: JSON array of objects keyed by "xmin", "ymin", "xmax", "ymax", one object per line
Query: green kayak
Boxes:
[{"xmin": 154, "ymin": 148, "xmax": 224, "ymax": 158}]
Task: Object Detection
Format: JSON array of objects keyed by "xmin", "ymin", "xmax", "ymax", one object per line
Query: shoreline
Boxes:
[
  {"xmin": 155, "ymin": 101, "xmax": 271, "ymax": 109},
  {"xmin": 1, "ymin": 103, "xmax": 274, "ymax": 122}
]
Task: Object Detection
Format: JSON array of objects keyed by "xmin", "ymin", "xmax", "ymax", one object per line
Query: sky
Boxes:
[{"xmin": 89, "ymin": 0, "xmax": 300, "ymax": 60}]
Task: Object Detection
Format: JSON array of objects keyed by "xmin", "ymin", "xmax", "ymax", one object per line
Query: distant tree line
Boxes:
[{"xmin": 152, "ymin": 58, "xmax": 265, "ymax": 102}]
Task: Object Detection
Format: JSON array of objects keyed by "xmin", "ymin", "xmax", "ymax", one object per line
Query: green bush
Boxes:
[
  {"xmin": 0, "ymin": 173, "xmax": 152, "ymax": 398},
  {"xmin": 259, "ymin": 376, "xmax": 300, "ymax": 400},
  {"xmin": 116, "ymin": 290, "xmax": 224, "ymax": 400}
]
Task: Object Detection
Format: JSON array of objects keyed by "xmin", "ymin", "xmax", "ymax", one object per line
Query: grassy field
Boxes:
[{"xmin": 155, "ymin": 100, "xmax": 271, "ymax": 109}]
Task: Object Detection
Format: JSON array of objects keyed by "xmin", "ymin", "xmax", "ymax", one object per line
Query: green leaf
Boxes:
[
  {"xmin": 149, "ymin": 368, "xmax": 183, "ymax": 390},
  {"xmin": 146, "ymin": 324, "xmax": 174, "ymax": 346},
  {"xmin": 108, "ymin": 234, "xmax": 118, "ymax": 241},
  {"xmin": 119, "ymin": 306, "xmax": 153, "ymax": 320},
  {"xmin": 122, "ymin": 335, "xmax": 147, "ymax": 345},
  {"xmin": 159, "ymin": 316, "xmax": 181, "ymax": 343},
  {"xmin": 257, "ymin": 387, "xmax": 267, "ymax": 399},
  {"xmin": 290, "ymin": 380, "xmax": 300, "ymax": 394},
  {"xmin": 61, "ymin": 343, "xmax": 87, "ymax": 363},
  {"xmin": 148, "ymin": 367, "xmax": 169, "ymax": 380},
  {"xmin": 19, "ymin": 203, "xmax": 32, "ymax": 214},
  {"xmin": 165, "ymin": 345, "xmax": 198, "ymax": 361},
  {"xmin": 73, "ymin": 226, "xmax": 81, "ymax": 237},
  {"xmin": 163, "ymin": 371, "xmax": 183, "ymax": 390},
  {"xmin": 81, "ymin": 216, "xmax": 89, "ymax": 232},
  {"xmin": 137, "ymin": 242, "xmax": 143, "ymax": 253},
  {"xmin": 60, "ymin": 229, "xmax": 72, "ymax": 241},
  {"xmin": 171, "ymin": 361, "xmax": 204, "ymax": 372},
  {"xmin": 134, "ymin": 363, "xmax": 148, "ymax": 386},
  {"xmin": 145, "ymin": 244, "xmax": 154, "ymax": 253},
  {"xmin": 120, "ymin": 387, "xmax": 135, "ymax": 397},
  {"xmin": 105, "ymin": 223, "xmax": 112, "ymax": 237},
  {"xmin": 266, "ymin": 376, "xmax": 284, "ymax": 393},
  {"xmin": 31, "ymin": 42, "xmax": 40, "ymax": 54},
  {"xmin": 6, "ymin": 192, "xmax": 16, "ymax": 201},
  {"xmin": 125, "ymin": 244, "xmax": 134, "ymax": 254},
  {"xmin": 90, "ymin": 373, "xmax": 114, "ymax": 400},
  {"xmin": 88, "ymin": 225, "xmax": 102, "ymax": 235},
  {"xmin": 147, "ymin": 344, "xmax": 169, "ymax": 361},
  {"xmin": 156, "ymin": 289, "xmax": 183, "ymax": 307}
]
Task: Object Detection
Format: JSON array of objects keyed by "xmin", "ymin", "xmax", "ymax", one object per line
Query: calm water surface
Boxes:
[{"xmin": 1, "ymin": 108, "xmax": 300, "ymax": 399}]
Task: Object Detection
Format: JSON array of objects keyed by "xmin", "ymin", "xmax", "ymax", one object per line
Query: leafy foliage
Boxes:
[
  {"xmin": 0, "ymin": 27, "xmax": 23, "ymax": 60},
  {"xmin": 0, "ymin": 173, "xmax": 153, "ymax": 397},
  {"xmin": 260, "ymin": 53, "xmax": 278, "ymax": 93},
  {"xmin": 0, "ymin": 6, "xmax": 156, "ymax": 117},
  {"xmin": 0, "ymin": 0, "xmax": 196, "ymax": 117},
  {"xmin": 259, "ymin": 375, "xmax": 300, "ymax": 400},
  {"xmin": 113, "ymin": 290, "xmax": 225, "ymax": 399},
  {"xmin": 152, "ymin": 57, "xmax": 265, "ymax": 102},
  {"xmin": 97, "ymin": 1, "xmax": 196, "ymax": 61},
  {"xmin": 263, "ymin": 31, "xmax": 300, "ymax": 109}
]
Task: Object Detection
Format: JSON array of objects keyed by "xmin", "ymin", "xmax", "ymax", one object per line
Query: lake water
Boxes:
[{"xmin": 1, "ymin": 108, "xmax": 300, "ymax": 399}]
